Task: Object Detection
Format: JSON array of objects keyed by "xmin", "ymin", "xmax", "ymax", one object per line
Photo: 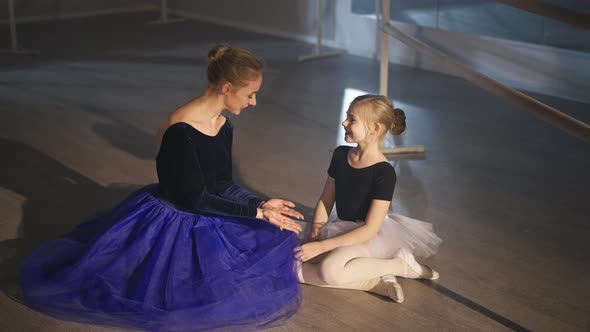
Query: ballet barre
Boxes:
[{"xmin": 379, "ymin": 9, "xmax": 590, "ymax": 143}]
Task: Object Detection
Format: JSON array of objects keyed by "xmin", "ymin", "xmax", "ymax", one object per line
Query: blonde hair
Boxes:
[
  {"xmin": 350, "ymin": 95, "xmax": 406, "ymax": 138},
  {"xmin": 207, "ymin": 43, "xmax": 265, "ymax": 87}
]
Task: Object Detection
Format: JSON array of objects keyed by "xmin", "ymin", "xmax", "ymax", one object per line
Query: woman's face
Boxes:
[
  {"xmin": 342, "ymin": 105, "xmax": 368, "ymax": 143},
  {"xmin": 224, "ymin": 74, "xmax": 263, "ymax": 115}
]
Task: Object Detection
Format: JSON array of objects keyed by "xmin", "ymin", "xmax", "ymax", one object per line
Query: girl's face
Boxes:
[
  {"xmin": 223, "ymin": 74, "xmax": 262, "ymax": 115},
  {"xmin": 342, "ymin": 105, "xmax": 368, "ymax": 143}
]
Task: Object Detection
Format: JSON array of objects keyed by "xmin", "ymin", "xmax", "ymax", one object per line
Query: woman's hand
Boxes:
[
  {"xmin": 294, "ymin": 241, "xmax": 326, "ymax": 262},
  {"xmin": 257, "ymin": 208, "xmax": 302, "ymax": 235},
  {"xmin": 308, "ymin": 223, "xmax": 325, "ymax": 241},
  {"xmin": 262, "ymin": 199, "xmax": 304, "ymax": 220}
]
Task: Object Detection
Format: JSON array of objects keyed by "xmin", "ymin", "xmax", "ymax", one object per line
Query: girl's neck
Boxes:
[{"xmin": 351, "ymin": 140, "xmax": 382, "ymax": 162}]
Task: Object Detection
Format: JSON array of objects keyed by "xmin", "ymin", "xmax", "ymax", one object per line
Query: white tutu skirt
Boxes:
[{"xmin": 319, "ymin": 213, "xmax": 442, "ymax": 259}]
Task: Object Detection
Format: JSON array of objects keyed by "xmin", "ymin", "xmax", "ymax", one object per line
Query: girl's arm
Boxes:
[
  {"xmin": 308, "ymin": 176, "xmax": 336, "ymax": 240},
  {"xmin": 313, "ymin": 176, "xmax": 336, "ymax": 225},
  {"xmin": 296, "ymin": 199, "xmax": 391, "ymax": 262},
  {"xmin": 320, "ymin": 199, "xmax": 390, "ymax": 251}
]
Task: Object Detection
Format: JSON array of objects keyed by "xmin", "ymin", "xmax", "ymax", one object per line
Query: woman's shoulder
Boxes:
[
  {"xmin": 163, "ymin": 122, "xmax": 193, "ymax": 137},
  {"xmin": 163, "ymin": 116, "xmax": 232, "ymax": 137},
  {"xmin": 156, "ymin": 123, "xmax": 195, "ymax": 152}
]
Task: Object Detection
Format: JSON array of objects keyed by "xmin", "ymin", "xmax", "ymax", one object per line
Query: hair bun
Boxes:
[
  {"xmin": 393, "ymin": 108, "xmax": 406, "ymax": 119},
  {"xmin": 390, "ymin": 108, "xmax": 406, "ymax": 135},
  {"xmin": 208, "ymin": 43, "xmax": 231, "ymax": 64}
]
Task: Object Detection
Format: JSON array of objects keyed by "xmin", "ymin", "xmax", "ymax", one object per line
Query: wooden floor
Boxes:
[{"xmin": 1, "ymin": 11, "xmax": 589, "ymax": 332}]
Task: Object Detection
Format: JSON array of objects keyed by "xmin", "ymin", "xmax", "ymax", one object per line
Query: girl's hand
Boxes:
[
  {"xmin": 308, "ymin": 223, "xmax": 325, "ymax": 241},
  {"xmin": 262, "ymin": 199, "xmax": 304, "ymax": 221},
  {"xmin": 294, "ymin": 241, "xmax": 326, "ymax": 262},
  {"xmin": 257, "ymin": 209, "xmax": 302, "ymax": 234}
]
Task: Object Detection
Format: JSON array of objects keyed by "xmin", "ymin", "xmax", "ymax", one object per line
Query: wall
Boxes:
[
  {"xmin": 0, "ymin": 0, "xmax": 153, "ymax": 22},
  {"xmin": 381, "ymin": 0, "xmax": 590, "ymax": 52},
  {"xmin": 170, "ymin": 0, "xmax": 335, "ymax": 45},
  {"xmin": 2, "ymin": 0, "xmax": 588, "ymax": 104},
  {"xmin": 336, "ymin": 0, "xmax": 590, "ymax": 104},
  {"xmin": 170, "ymin": 0, "xmax": 590, "ymax": 103}
]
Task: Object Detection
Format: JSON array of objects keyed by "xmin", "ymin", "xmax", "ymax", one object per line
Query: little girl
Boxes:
[{"xmin": 295, "ymin": 94, "xmax": 441, "ymax": 302}]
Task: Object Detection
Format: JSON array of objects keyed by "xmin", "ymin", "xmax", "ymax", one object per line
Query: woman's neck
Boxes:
[
  {"xmin": 188, "ymin": 87, "xmax": 225, "ymax": 124},
  {"xmin": 166, "ymin": 87, "xmax": 226, "ymax": 136}
]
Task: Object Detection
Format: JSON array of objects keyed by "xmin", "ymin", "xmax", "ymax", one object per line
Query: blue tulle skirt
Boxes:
[{"xmin": 20, "ymin": 184, "xmax": 302, "ymax": 331}]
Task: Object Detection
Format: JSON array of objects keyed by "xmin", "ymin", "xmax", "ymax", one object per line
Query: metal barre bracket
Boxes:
[
  {"xmin": 298, "ymin": 0, "xmax": 343, "ymax": 62},
  {"xmin": 147, "ymin": 0, "xmax": 185, "ymax": 25},
  {"xmin": 1, "ymin": 0, "xmax": 39, "ymax": 55}
]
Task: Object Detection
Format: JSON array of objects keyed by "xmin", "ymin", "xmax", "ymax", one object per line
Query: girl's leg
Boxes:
[
  {"xmin": 298, "ymin": 246, "xmax": 404, "ymax": 302},
  {"xmin": 299, "ymin": 261, "xmax": 380, "ymax": 290},
  {"xmin": 299, "ymin": 246, "xmax": 436, "ymax": 286}
]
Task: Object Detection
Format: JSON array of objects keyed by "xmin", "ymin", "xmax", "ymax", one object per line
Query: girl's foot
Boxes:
[
  {"xmin": 381, "ymin": 274, "xmax": 404, "ymax": 303},
  {"xmin": 370, "ymin": 275, "xmax": 404, "ymax": 303},
  {"xmin": 395, "ymin": 248, "xmax": 439, "ymax": 280}
]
